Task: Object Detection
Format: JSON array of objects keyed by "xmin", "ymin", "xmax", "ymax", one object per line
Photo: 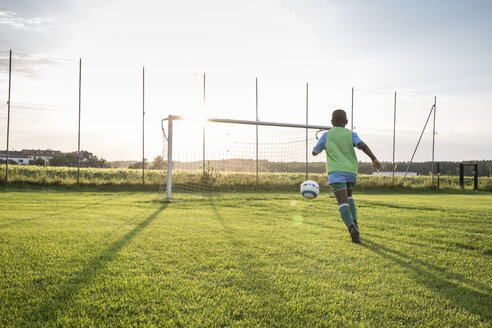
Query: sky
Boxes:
[{"xmin": 0, "ymin": 0, "xmax": 491, "ymax": 162}]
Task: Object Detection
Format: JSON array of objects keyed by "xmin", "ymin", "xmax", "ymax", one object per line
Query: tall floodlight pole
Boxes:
[
  {"xmin": 256, "ymin": 78, "xmax": 259, "ymax": 185},
  {"xmin": 431, "ymin": 96, "xmax": 436, "ymax": 185},
  {"xmin": 305, "ymin": 83, "xmax": 309, "ymax": 179},
  {"xmin": 351, "ymin": 87, "xmax": 354, "ymax": 130},
  {"xmin": 77, "ymin": 58, "xmax": 82, "ymax": 184},
  {"xmin": 392, "ymin": 91, "xmax": 397, "ymax": 186},
  {"xmin": 142, "ymin": 66, "xmax": 145, "ymax": 185},
  {"xmin": 202, "ymin": 73, "xmax": 206, "ymax": 174},
  {"xmin": 5, "ymin": 49, "xmax": 12, "ymax": 182}
]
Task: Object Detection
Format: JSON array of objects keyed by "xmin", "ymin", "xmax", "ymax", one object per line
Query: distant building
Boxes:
[
  {"xmin": 372, "ymin": 172, "xmax": 418, "ymax": 176},
  {"xmin": 0, "ymin": 151, "xmax": 30, "ymax": 164},
  {"xmin": 0, "ymin": 149, "xmax": 62, "ymax": 164},
  {"xmin": 22, "ymin": 149, "xmax": 62, "ymax": 162}
]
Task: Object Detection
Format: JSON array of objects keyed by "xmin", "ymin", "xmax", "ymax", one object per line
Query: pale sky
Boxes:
[{"xmin": 0, "ymin": 0, "xmax": 491, "ymax": 162}]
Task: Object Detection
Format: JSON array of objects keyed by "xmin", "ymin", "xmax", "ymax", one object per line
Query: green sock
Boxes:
[
  {"xmin": 339, "ymin": 203, "xmax": 354, "ymax": 229},
  {"xmin": 348, "ymin": 197, "xmax": 357, "ymax": 224}
]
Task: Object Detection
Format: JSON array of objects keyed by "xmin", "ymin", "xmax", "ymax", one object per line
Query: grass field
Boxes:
[{"xmin": 0, "ymin": 189, "xmax": 491, "ymax": 327}]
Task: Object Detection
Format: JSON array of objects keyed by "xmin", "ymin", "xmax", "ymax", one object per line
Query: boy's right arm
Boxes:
[
  {"xmin": 357, "ymin": 142, "xmax": 381, "ymax": 171},
  {"xmin": 312, "ymin": 132, "xmax": 327, "ymax": 157}
]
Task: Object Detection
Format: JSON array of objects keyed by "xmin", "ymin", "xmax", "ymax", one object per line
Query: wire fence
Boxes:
[{"xmin": 1, "ymin": 49, "xmax": 487, "ymax": 187}]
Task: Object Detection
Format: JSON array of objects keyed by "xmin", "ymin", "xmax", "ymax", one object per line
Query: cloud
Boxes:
[
  {"xmin": 0, "ymin": 10, "xmax": 54, "ymax": 30},
  {"xmin": 0, "ymin": 52, "xmax": 75, "ymax": 81}
]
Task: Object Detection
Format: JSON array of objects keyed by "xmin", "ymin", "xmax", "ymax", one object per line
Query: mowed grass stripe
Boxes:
[{"xmin": 0, "ymin": 191, "xmax": 490, "ymax": 327}]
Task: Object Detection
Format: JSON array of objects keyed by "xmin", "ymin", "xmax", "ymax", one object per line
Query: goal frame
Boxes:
[
  {"xmin": 459, "ymin": 163, "xmax": 478, "ymax": 190},
  {"xmin": 161, "ymin": 115, "xmax": 332, "ymax": 200}
]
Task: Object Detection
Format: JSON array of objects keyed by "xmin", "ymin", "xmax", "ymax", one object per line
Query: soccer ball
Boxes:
[{"xmin": 300, "ymin": 180, "xmax": 319, "ymax": 199}]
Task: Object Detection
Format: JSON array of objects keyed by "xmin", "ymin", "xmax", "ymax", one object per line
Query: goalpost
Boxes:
[{"xmin": 161, "ymin": 115, "xmax": 332, "ymax": 200}]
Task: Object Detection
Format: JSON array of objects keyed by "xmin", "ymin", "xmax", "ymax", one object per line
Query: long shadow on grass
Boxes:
[
  {"xmin": 367, "ymin": 231, "xmax": 492, "ymax": 288},
  {"xmin": 357, "ymin": 200, "xmax": 487, "ymax": 220},
  {"xmin": 47, "ymin": 192, "xmax": 139, "ymax": 218},
  {"xmin": 29, "ymin": 203, "xmax": 168, "ymax": 323},
  {"xmin": 208, "ymin": 196, "xmax": 286, "ymax": 321},
  {"xmin": 0, "ymin": 192, "xmax": 138, "ymax": 229},
  {"xmin": 361, "ymin": 238, "xmax": 492, "ymax": 323},
  {"xmin": 357, "ymin": 200, "xmax": 446, "ymax": 212},
  {"xmin": 208, "ymin": 196, "xmax": 270, "ymax": 281}
]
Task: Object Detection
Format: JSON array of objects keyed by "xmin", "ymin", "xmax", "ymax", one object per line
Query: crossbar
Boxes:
[{"xmin": 161, "ymin": 115, "xmax": 332, "ymax": 132}]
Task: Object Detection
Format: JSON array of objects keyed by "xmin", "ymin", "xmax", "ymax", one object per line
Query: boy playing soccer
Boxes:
[{"xmin": 312, "ymin": 109, "xmax": 381, "ymax": 243}]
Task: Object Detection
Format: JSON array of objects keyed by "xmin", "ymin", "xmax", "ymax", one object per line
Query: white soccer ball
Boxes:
[{"xmin": 300, "ymin": 180, "xmax": 320, "ymax": 199}]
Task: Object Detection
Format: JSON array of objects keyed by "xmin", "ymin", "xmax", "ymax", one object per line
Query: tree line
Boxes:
[
  {"xmin": 166, "ymin": 159, "xmax": 491, "ymax": 176},
  {"xmin": 2, "ymin": 151, "xmax": 110, "ymax": 168}
]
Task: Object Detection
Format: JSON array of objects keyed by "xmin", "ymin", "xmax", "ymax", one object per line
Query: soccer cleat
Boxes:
[{"xmin": 348, "ymin": 224, "xmax": 361, "ymax": 243}]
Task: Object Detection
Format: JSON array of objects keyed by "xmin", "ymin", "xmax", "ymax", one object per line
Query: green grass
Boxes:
[{"xmin": 0, "ymin": 189, "xmax": 491, "ymax": 327}]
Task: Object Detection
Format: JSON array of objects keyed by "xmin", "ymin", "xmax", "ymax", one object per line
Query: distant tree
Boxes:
[
  {"xmin": 129, "ymin": 159, "xmax": 148, "ymax": 169},
  {"xmin": 30, "ymin": 158, "xmax": 46, "ymax": 166},
  {"xmin": 49, "ymin": 151, "xmax": 110, "ymax": 168},
  {"xmin": 85, "ymin": 155, "xmax": 110, "ymax": 168},
  {"xmin": 150, "ymin": 156, "xmax": 166, "ymax": 170},
  {"xmin": 49, "ymin": 153, "xmax": 78, "ymax": 166},
  {"xmin": 0, "ymin": 159, "xmax": 18, "ymax": 165}
]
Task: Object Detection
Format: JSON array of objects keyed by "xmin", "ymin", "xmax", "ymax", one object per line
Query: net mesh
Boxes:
[{"xmin": 161, "ymin": 119, "xmax": 332, "ymax": 195}]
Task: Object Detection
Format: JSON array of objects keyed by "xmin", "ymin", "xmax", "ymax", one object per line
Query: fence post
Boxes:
[
  {"xmin": 474, "ymin": 164, "xmax": 478, "ymax": 191},
  {"xmin": 459, "ymin": 163, "xmax": 464, "ymax": 189},
  {"xmin": 256, "ymin": 78, "xmax": 259, "ymax": 185},
  {"xmin": 351, "ymin": 87, "xmax": 354, "ymax": 130},
  {"xmin": 77, "ymin": 58, "xmax": 82, "ymax": 184},
  {"xmin": 142, "ymin": 66, "xmax": 145, "ymax": 185},
  {"xmin": 5, "ymin": 49, "xmax": 12, "ymax": 182},
  {"xmin": 202, "ymin": 73, "xmax": 206, "ymax": 174},
  {"xmin": 392, "ymin": 91, "xmax": 397, "ymax": 187},
  {"xmin": 436, "ymin": 162, "xmax": 440, "ymax": 189},
  {"xmin": 432, "ymin": 96, "xmax": 436, "ymax": 185}
]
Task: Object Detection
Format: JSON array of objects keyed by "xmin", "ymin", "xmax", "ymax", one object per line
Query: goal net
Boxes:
[{"xmin": 161, "ymin": 115, "xmax": 332, "ymax": 199}]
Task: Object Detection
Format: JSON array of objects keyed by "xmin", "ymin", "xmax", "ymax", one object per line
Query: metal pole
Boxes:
[
  {"xmin": 166, "ymin": 116, "xmax": 173, "ymax": 200},
  {"xmin": 5, "ymin": 49, "xmax": 12, "ymax": 182},
  {"xmin": 392, "ymin": 91, "xmax": 397, "ymax": 186},
  {"xmin": 77, "ymin": 58, "xmax": 81, "ymax": 184},
  {"xmin": 202, "ymin": 72, "xmax": 206, "ymax": 174},
  {"xmin": 163, "ymin": 115, "xmax": 332, "ymax": 130},
  {"xmin": 305, "ymin": 82, "xmax": 309, "ymax": 180},
  {"xmin": 351, "ymin": 87, "xmax": 354, "ymax": 130},
  {"xmin": 256, "ymin": 78, "xmax": 259, "ymax": 185},
  {"xmin": 474, "ymin": 164, "xmax": 478, "ymax": 191},
  {"xmin": 142, "ymin": 66, "xmax": 145, "ymax": 185},
  {"xmin": 459, "ymin": 163, "xmax": 464, "ymax": 189},
  {"xmin": 437, "ymin": 162, "xmax": 440, "ymax": 189},
  {"xmin": 431, "ymin": 96, "xmax": 436, "ymax": 185}
]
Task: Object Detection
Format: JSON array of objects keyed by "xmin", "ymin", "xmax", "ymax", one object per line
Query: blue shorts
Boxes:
[{"xmin": 328, "ymin": 171, "xmax": 357, "ymax": 184}]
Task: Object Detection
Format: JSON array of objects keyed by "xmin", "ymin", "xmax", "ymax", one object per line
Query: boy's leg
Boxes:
[
  {"xmin": 332, "ymin": 183, "xmax": 361, "ymax": 243},
  {"xmin": 333, "ymin": 186, "xmax": 352, "ymax": 229},
  {"xmin": 347, "ymin": 188, "xmax": 358, "ymax": 229}
]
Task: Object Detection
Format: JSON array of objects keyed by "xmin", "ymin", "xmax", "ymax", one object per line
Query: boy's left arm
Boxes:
[
  {"xmin": 352, "ymin": 132, "xmax": 381, "ymax": 171},
  {"xmin": 358, "ymin": 142, "xmax": 381, "ymax": 171}
]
